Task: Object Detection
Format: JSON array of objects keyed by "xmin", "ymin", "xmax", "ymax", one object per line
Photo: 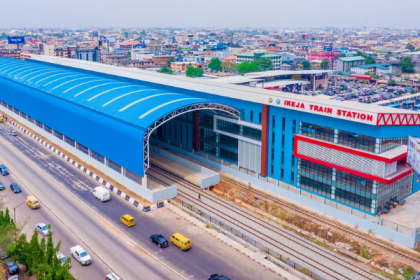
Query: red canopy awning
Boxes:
[{"xmin": 349, "ymin": 74, "xmax": 372, "ymax": 80}]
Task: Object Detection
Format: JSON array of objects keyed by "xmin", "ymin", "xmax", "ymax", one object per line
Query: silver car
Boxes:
[
  {"xmin": 35, "ymin": 223, "xmax": 52, "ymax": 236},
  {"xmin": 9, "ymin": 130, "xmax": 17, "ymax": 136},
  {"xmin": 56, "ymin": 252, "xmax": 71, "ymax": 268}
]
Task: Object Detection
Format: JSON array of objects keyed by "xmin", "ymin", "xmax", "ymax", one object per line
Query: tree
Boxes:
[
  {"xmin": 321, "ymin": 59, "xmax": 329, "ymax": 70},
  {"xmin": 400, "ymin": 57, "xmax": 415, "ymax": 73},
  {"xmin": 339, "ymin": 53, "xmax": 346, "ymax": 58},
  {"xmin": 185, "ymin": 66, "xmax": 204, "ymax": 78},
  {"xmin": 221, "ymin": 61, "xmax": 237, "ymax": 73},
  {"xmin": 302, "ymin": 61, "xmax": 311, "ymax": 70},
  {"xmin": 127, "ymin": 51, "xmax": 131, "ymax": 60},
  {"xmin": 237, "ymin": 61, "xmax": 260, "ymax": 75},
  {"xmin": 388, "ymin": 79, "xmax": 397, "ymax": 86},
  {"xmin": 354, "ymin": 51, "xmax": 365, "ymax": 57},
  {"xmin": 406, "ymin": 43, "xmax": 415, "ymax": 51},
  {"xmin": 167, "ymin": 57, "xmax": 175, "ymax": 66},
  {"xmin": 365, "ymin": 56, "xmax": 376, "ymax": 65},
  {"xmin": 255, "ymin": 57, "xmax": 273, "ymax": 71},
  {"xmin": 157, "ymin": 65, "xmax": 173, "ymax": 74},
  {"xmin": 208, "ymin": 57, "xmax": 223, "ymax": 72},
  {"xmin": 337, "ymin": 71, "xmax": 343, "ymax": 75}
]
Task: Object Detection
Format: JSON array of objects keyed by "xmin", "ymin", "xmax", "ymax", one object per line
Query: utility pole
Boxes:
[{"xmin": 13, "ymin": 200, "xmax": 27, "ymax": 240}]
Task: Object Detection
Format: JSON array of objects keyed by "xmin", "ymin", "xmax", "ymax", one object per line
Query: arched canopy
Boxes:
[{"xmin": 0, "ymin": 58, "xmax": 240, "ymax": 174}]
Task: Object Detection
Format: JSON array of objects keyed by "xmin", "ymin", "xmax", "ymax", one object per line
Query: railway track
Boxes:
[
  {"xmin": 148, "ymin": 165, "xmax": 385, "ymax": 280},
  {"xmin": 221, "ymin": 175, "xmax": 420, "ymax": 266}
]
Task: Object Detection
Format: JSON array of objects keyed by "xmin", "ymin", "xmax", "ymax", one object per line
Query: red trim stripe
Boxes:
[
  {"xmin": 295, "ymin": 135, "xmax": 407, "ymax": 163},
  {"xmin": 295, "ymin": 153, "xmax": 412, "ymax": 184}
]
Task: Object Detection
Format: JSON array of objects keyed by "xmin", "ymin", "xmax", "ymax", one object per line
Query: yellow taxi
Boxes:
[
  {"xmin": 170, "ymin": 233, "xmax": 191, "ymax": 251},
  {"xmin": 26, "ymin": 196, "xmax": 40, "ymax": 209},
  {"xmin": 121, "ymin": 214, "xmax": 135, "ymax": 227},
  {"xmin": 0, "ymin": 117, "xmax": 4, "ymax": 123}
]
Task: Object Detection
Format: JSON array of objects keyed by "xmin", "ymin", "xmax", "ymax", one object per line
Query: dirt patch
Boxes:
[{"xmin": 3, "ymin": 113, "xmax": 153, "ymax": 207}]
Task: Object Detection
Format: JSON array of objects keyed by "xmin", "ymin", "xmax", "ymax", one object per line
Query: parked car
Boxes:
[
  {"xmin": 9, "ymin": 130, "xmax": 17, "ymax": 136},
  {"xmin": 0, "ymin": 181, "xmax": 4, "ymax": 191},
  {"xmin": 0, "ymin": 248, "xmax": 9, "ymax": 259},
  {"xmin": 6, "ymin": 261, "xmax": 19, "ymax": 275},
  {"xmin": 209, "ymin": 274, "xmax": 231, "ymax": 280},
  {"xmin": 150, "ymin": 234, "xmax": 169, "ymax": 248},
  {"xmin": 10, "ymin": 183, "xmax": 21, "ymax": 193},
  {"xmin": 36, "ymin": 223, "xmax": 52, "ymax": 236},
  {"xmin": 56, "ymin": 252, "xmax": 71, "ymax": 268}
]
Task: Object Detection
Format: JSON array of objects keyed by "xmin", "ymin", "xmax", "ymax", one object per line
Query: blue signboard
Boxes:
[
  {"xmin": 323, "ymin": 46, "xmax": 333, "ymax": 52},
  {"xmin": 8, "ymin": 37, "xmax": 25, "ymax": 44}
]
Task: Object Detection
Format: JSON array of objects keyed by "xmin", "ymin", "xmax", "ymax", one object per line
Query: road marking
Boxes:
[
  {"xmin": 0, "ymin": 121, "xmax": 187, "ymax": 280},
  {"xmin": 147, "ymin": 180, "xmax": 163, "ymax": 190}
]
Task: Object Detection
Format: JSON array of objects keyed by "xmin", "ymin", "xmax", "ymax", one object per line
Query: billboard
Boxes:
[
  {"xmin": 323, "ymin": 46, "xmax": 333, "ymax": 52},
  {"xmin": 8, "ymin": 36, "xmax": 25, "ymax": 44},
  {"xmin": 408, "ymin": 137, "xmax": 420, "ymax": 174}
]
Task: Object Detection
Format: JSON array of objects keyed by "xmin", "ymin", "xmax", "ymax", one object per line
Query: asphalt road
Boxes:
[
  {"xmin": 0, "ymin": 125, "xmax": 184, "ymax": 280},
  {"xmin": 0, "ymin": 122, "xmax": 279, "ymax": 280}
]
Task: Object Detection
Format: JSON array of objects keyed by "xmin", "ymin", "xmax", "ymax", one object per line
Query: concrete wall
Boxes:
[
  {"xmin": 150, "ymin": 145, "xmax": 220, "ymax": 189},
  {"xmin": 0, "ymin": 107, "xmax": 175, "ymax": 203}
]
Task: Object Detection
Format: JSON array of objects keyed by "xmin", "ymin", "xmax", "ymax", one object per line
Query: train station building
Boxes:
[{"xmin": 0, "ymin": 55, "xmax": 419, "ymax": 220}]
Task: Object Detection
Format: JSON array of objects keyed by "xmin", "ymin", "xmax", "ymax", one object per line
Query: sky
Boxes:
[{"xmin": 0, "ymin": 0, "xmax": 419, "ymax": 29}]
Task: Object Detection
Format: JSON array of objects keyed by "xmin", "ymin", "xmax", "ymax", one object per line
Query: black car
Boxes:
[
  {"xmin": 150, "ymin": 234, "xmax": 169, "ymax": 248},
  {"xmin": 10, "ymin": 183, "xmax": 21, "ymax": 193},
  {"xmin": 7, "ymin": 261, "xmax": 19, "ymax": 275},
  {"xmin": 209, "ymin": 274, "xmax": 231, "ymax": 280}
]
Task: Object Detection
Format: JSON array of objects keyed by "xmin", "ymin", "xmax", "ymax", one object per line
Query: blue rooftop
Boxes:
[{"xmin": 0, "ymin": 58, "xmax": 211, "ymax": 132}]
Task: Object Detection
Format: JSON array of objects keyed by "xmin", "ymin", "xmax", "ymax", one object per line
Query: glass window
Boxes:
[
  {"xmin": 90, "ymin": 150, "xmax": 104, "ymax": 164},
  {"xmin": 125, "ymin": 169, "xmax": 142, "ymax": 185},
  {"xmin": 107, "ymin": 159, "xmax": 121, "ymax": 173},
  {"xmin": 76, "ymin": 142, "xmax": 89, "ymax": 155},
  {"xmin": 44, "ymin": 125, "xmax": 52, "ymax": 134},
  {"xmin": 64, "ymin": 136, "xmax": 75, "ymax": 147},
  {"xmin": 53, "ymin": 130, "xmax": 63, "ymax": 140}
]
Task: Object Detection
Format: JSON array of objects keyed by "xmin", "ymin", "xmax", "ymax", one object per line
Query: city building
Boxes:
[
  {"xmin": 333, "ymin": 56, "xmax": 366, "ymax": 72},
  {"xmin": 236, "ymin": 53, "xmax": 283, "ymax": 70},
  {"xmin": 307, "ymin": 51, "xmax": 339, "ymax": 64},
  {"xmin": 0, "ymin": 50, "xmax": 21, "ymax": 59},
  {"xmin": 351, "ymin": 63, "xmax": 392, "ymax": 76},
  {"xmin": 43, "ymin": 44, "xmax": 55, "ymax": 57},
  {"xmin": 171, "ymin": 61, "xmax": 200, "ymax": 73},
  {"xmin": 75, "ymin": 47, "xmax": 101, "ymax": 62}
]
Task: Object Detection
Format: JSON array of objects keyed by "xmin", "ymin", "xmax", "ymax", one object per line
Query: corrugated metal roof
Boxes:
[{"xmin": 0, "ymin": 58, "xmax": 211, "ymax": 131}]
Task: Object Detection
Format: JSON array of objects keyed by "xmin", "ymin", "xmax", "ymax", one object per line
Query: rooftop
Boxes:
[
  {"xmin": 339, "ymin": 56, "xmax": 366, "ymax": 62},
  {"xmin": 19, "ymin": 54, "xmax": 420, "ymax": 127},
  {"xmin": 354, "ymin": 63, "xmax": 391, "ymax": 70}
]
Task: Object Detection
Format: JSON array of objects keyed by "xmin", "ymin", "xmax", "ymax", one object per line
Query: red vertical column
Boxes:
[
  {"xmin": 260, "ymin": 104, "xmax": 270, "ymax": 177},
  {"xmin": 193, "ymin": 111, "xmax": 200, "ymax": 151}
]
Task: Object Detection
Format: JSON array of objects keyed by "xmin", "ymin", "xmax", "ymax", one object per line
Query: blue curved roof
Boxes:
[{"xmin": 0, "ymin": 58, "xmax": 211, "ymax": 130}]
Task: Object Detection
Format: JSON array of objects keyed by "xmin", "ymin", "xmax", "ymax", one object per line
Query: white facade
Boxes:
[
  {"xmin": 131, "ymin": 49, "xmax": 155, "ymax": 61},
  {"xmin": 44, "ymin": 44, "xmax": 55, "ymax": 57}
]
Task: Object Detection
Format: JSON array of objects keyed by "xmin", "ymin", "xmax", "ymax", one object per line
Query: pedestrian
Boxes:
[
  {"xmin": 198, "ymin": 194, "xmax": 201, "ymax": 200},
  {"xmin": 249, "ymin": 182, "xmax": 251, "ymax": 191}
]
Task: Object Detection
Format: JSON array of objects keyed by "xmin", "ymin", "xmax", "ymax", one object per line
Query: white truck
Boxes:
[
  {"xmin": 70, "ymin": 245, "xmax": 92, "ymax": 266},
  {"xmin": 93, "ymin": 186, "xmax": 110, "ymax": 202}
]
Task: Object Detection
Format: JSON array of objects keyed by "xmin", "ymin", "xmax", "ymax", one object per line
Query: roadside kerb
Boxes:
[
  {"xmin": 167, "ymin": 201, "xmax": 311, "ymax": 280},
  {"xmin": 5, "ymin": 118, "xmax": 167, "ymax": 212},
  {"xmin": 0, "ymin": 135, "xmax": 187, "ymax": 280}
]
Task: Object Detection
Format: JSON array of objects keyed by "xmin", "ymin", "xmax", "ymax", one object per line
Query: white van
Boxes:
[{"xmin": 93, "ymin": 186, "xmax": 110, "ymax": 202}]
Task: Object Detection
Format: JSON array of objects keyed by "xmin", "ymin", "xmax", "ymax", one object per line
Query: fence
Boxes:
[{"xmin": 178, "ymin": 199, "xmax": 328, "ymax": 280}]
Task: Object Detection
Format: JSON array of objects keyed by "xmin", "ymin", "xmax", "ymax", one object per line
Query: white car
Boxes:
[
  {"xmin": 106, "ymin": 273, "xmax": 121, "ymax": 280},
  {"xmin": 9, "ymin": 130, "xmax": 17, "ymax": 136},
  {"xmin": 56, "ymin": 252, "xmax": 71, "ymax": 268},
  {"xmin": 70, "ymin": 245, "xmax": 92, "ymax": 266},
  {"xmin": 36, "ymin": 223, "xmax": 52, "ymax": 236}
]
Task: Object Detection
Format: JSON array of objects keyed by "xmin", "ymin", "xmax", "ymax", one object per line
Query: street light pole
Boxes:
[{"xmin": 13, "ymin": 200, "xmax": 27, "ymax": 240}]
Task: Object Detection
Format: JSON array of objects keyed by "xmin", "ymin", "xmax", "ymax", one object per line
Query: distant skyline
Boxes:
[{"xmin": 1, "ymin": 0, "xmax": 419, "ymax": 29}]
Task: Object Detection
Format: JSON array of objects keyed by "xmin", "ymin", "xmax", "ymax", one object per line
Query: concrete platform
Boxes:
[
  {"xmin": 381, "ymin": 191, "xmax": 420, "ymax": 230},
  {"xmin": 149, "ymin": 148, "xmax": 220, "ymax": 189}
]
